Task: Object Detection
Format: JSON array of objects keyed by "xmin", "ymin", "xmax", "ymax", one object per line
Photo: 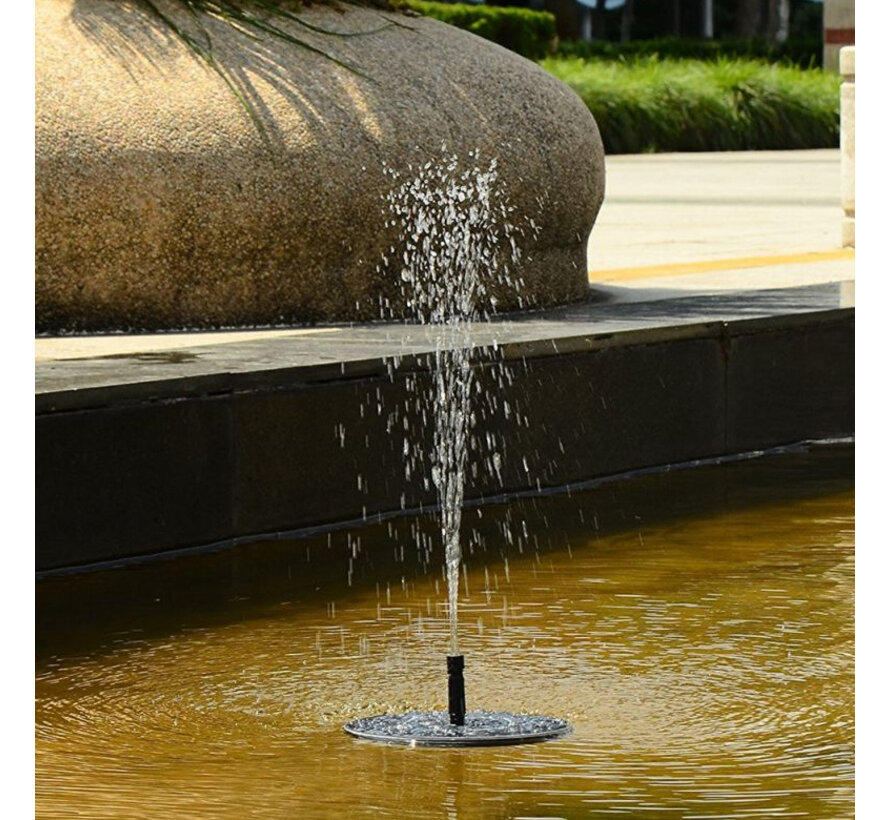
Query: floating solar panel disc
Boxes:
[{"xmin": 344, "ymin": 710, "xmax": 571, "ymax": 747}]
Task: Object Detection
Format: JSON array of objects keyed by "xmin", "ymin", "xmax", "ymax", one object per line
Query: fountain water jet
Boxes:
[{"xmin": 344, "ymin": 150, "xmax": 571, "ymax": 747}]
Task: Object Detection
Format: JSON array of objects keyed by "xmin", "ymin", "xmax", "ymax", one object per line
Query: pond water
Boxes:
[{"xmin": 36, "ymin": 444, "xmax": 854, "ymax": 819}]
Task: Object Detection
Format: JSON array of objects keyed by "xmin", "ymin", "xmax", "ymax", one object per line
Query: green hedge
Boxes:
[
  {"xmin": 404, "ymin": 1, "xmax": 556, "ymax": 60},
  {"xmin": 540, "ymin": 57, "xmax": 840, "ymax": 154},
  {"xmin": 557, "ymin": 36, "xmax": 823, "ymax": 69}
]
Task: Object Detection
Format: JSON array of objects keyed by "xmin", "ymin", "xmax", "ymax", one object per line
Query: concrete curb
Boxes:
[{"xmin": 36, "ymin": 285, "xmax": 854, "ymax": 573}]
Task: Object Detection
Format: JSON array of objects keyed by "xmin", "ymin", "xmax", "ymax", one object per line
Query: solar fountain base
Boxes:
[{"xmin": 344, "ymin": 710, "xmax": 571, "ymax": 748}]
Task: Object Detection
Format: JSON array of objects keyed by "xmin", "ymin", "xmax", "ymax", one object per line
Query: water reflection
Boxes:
[{"xmin": 36, "ymin": 445, "xmax": 853, "ymax": 819}]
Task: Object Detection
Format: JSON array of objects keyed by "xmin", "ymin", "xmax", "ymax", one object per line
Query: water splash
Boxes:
[{"xmin": 380, "ymin": 149, "xmax": 526, "ymax": 655}]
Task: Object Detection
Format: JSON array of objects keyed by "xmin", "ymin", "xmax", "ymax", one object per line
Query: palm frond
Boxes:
[{"xmin": 130, "ymin": 0, "xmax": 405, "ymax": 136}]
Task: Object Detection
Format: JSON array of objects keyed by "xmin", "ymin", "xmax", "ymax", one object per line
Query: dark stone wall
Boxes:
[{"xmin": 36, "ymin": 311, "xmax": 853, "ymax": 572}]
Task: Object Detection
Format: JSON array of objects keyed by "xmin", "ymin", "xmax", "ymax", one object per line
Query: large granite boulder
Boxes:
[{"xmin": 36, "ymin": 0, "xmax": 605, "ymax": 331}]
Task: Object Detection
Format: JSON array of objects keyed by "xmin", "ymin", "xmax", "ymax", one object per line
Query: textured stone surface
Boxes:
[
  {"xmin": 35, "ymin": 0, "xmax": 605, "ymax": 331},
  {"xmin": 36, "ymin": 284, "xmax": 853, "ymax": 570}
]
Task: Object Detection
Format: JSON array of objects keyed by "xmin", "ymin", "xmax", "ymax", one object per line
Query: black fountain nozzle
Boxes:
[
  {"xmin": 447, "ymin": 654, "xmax": 466, "ymax": 726},
  {"xmin": 346, "ymin": 651, "xmax": 570, "ymax": 745}
]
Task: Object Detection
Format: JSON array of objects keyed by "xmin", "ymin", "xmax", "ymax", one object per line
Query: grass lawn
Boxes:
[{"xmin": 539, "ymin": 56, "xmax": 840, "ymax": 153}]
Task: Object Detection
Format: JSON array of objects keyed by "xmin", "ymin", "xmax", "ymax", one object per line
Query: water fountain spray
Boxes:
[{"xmin": 345, "ymin": 150, "xmax": 570, "ymax": 746}]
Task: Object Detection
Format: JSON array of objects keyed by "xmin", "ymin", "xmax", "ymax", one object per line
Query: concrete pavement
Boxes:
[{"xmin": 587, "ymin": 148, "xmax": 853, "ymax": 297}]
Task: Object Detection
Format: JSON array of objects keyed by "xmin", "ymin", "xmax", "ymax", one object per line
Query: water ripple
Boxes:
[{"xmin": 36, "ymin": 480, "xmax": 853, "ymax": 819}]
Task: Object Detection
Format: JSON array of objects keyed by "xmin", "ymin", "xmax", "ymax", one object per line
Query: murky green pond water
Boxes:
[{"xmin": 36, "ymin": 445, "xmax": 854, "ymax": 819}]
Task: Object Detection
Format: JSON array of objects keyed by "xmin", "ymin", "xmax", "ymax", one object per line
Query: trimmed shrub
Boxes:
[
  {"xmin": 540, "ymin": 56, "xmax": 840, "ymax": 154},
  {"xmin": 557, "ymin": 36, "xmax": 823, "ymax": 69},
  {"xmin": 404, "ymin": 1, "xmax": 557, "ymax": 59}
]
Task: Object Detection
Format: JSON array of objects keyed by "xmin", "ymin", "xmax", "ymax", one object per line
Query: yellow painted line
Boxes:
[{"xmin": 589, "ymin": 249, "xmax": 855, "ymax": 283}]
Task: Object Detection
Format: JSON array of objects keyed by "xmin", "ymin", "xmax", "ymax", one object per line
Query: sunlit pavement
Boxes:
[
  {"xmin": 36, "ymin": 149, "xmax": 853, "ymax": 363},
  {"xmin": 588, "ymin": 148, "xmax": 854, "ymax": 299}
]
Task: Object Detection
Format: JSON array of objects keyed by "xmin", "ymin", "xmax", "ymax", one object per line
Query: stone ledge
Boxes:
[{"xmin": 36, "ymin": 284, "xmax": 854, "ymax": 572}]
